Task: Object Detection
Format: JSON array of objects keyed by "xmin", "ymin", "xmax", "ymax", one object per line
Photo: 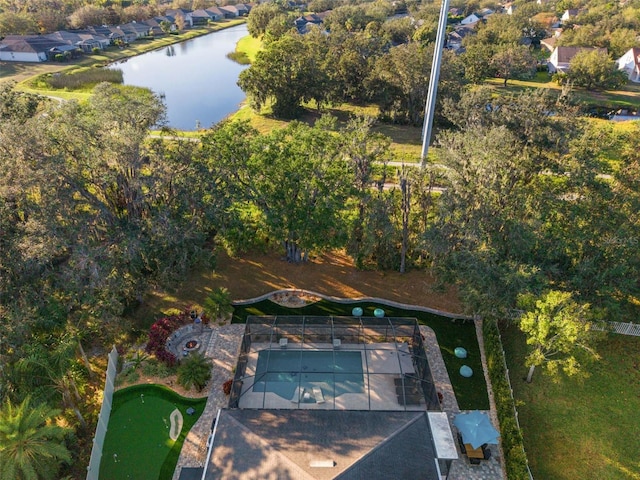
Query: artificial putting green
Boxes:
[{"xmin": 99, "ymin": 384, "xmax": 207, "ymax": 480}]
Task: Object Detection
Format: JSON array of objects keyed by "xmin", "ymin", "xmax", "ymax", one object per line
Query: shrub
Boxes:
[
  {"xmin": 119, "ymin": 368, "xmax": 140, "ymax": 385},
  {"xmin": 177, "ymin": 353, "xmax": 212, "ymax": 392},
  {"xmin": 141, "ymin": 358, "xmax": 174, "ymax": 377},
  {"xmin": 223, "ymin": 379, "xmax": 233, "ymax": 395},
  {"xmin": 203, "ymin": 287, "xmax": 233, "ymax": 322},
  {"xmin": 227, "ymin": 51, "xmax": 250, "ymax": 65},
  {"xmin": 483, "ymin": 317, "xmax": 531, "ymax": 480},
  {"xmin": 92, "ymin": 47, "xmax": 101, "ymax": 54},
  {"xmin": 145, "ymin": 307, "xmax": 209, "ymax": 366}
]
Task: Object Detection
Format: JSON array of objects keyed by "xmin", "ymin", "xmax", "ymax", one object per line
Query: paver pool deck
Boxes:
[{"xmin": 172, "ymin": 321, "xmax": 505, "ymax": 480}]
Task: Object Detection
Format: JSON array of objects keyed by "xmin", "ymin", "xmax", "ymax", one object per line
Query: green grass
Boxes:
[
  {"xmin": 99, "ymin": 384, "xmax": 207, "ymax": 480},
  {"xmin": 230, "ymin": 102, "xmax": 425, "ymax": 159},
  {"xmin": 485, "ymin": 74, "xmax": 640, "ymax": 109},
  {"xmin": 232, "ymin": 299, "xmax": 489, "ymax": 410},
  {"xmin": 501, "ymin": 324, "xmax": 640, "ymax": 480},
  {"xmin": 235, "ymin": 35, "xmax": 262, "ymax": 63}
]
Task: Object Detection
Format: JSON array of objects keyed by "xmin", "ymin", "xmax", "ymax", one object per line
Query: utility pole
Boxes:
[{"xmin": 420, "ymin": 0, "xmax": 451, "ymax": 166}]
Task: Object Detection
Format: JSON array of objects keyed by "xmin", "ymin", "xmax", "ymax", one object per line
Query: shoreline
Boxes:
[
  {"xmin": 104, "ymin": 20, "xmax": 247, "ymax": 68},
  {"xmin": 3, "ymin": 19, "xmax": 246, "ymax": 99}
]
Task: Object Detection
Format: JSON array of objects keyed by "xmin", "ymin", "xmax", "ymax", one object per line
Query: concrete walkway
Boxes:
[
  {"xmin": 173, "ymin": 321, "xmax": 504, "ymax": 480},
  {"xmin": 172, "ymin": 324, "xmax": 244, "ymax": 480}
]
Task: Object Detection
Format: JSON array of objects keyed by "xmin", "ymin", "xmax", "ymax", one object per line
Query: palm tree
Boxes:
[
  {"xmin": 0, "ymin": 397, "xmax": 72, "ymax": 480},
  {"xmin": 15, "ymin": 338, "xmax": 87, "ymax": 428},
  {"xmin": 203, "ymin": 287, "xmax": 233, "ymax": 323},
  {"xmin": 177, "ymin": 353, "xmax": 212, "ymax": 392}
]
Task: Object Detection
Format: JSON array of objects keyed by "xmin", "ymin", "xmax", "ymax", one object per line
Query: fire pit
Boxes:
[{"xmin": 184, "ymin": 340, "xmax": 199, "ymax": 351}]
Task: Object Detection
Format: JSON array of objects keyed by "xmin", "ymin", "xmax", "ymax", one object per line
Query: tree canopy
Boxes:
[{"xmin": 517, "ymin": 290, "xmax": 602, "ymax": 383}]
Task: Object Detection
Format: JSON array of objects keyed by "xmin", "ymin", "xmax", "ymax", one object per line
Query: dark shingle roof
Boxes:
[{"xmin": 206, "ymin": 410, "xmax": 438, "ymax": 480}]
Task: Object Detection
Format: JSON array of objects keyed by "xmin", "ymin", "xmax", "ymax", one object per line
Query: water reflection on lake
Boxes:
[{"xmin": 110, "ymin": 24, "xmax": 249, "ymax": 130}]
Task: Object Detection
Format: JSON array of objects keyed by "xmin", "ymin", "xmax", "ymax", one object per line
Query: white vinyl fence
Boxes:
[{"xmin": 86, "ymin": 346, "xmax": 119, "ymax": 480}]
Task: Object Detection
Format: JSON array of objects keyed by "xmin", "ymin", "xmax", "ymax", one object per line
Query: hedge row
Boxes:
[{"xmin": 483, "ymin": 317, "xmax": 531, "ymax": 480}]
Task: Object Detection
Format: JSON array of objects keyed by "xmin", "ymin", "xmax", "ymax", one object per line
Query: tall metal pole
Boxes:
[{"xmin": 420, "ymin": 0, "xmax": 451, "ymax": 166}]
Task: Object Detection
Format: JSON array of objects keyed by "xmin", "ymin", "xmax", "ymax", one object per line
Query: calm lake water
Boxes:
[{"xmin": 110, "ymin": 24, "xmax": 249, "ymax": 130}]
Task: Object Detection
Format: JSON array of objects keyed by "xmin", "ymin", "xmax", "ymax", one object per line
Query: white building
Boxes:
[{"xmin": 616, "ymin": 47, "xmax": 640, "ymax": 83}]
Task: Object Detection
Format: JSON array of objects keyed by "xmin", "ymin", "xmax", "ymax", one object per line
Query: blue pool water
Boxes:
[{"xmin": 253, "ymin": 350, "xmax": 364, "ymax": 400}]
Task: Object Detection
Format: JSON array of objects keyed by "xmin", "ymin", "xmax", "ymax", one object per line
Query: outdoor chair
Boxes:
[
  {"xmin": 395, "ymin": 386, "xmax": 420, "ymax": 396},
  {"xmin": 483, "ymin": 446, "xmax": 492, "ymax": 460},
  {"xmin": 291, "ymin": 386, "xmax": 302, "ymax": 403},
  {"xmin": 313, "ymin": 387, "xmax": 325, "ymax": 404},
  {"xmin": 397, "ymin": 393, "xmax": 422, "ymax": 405}
]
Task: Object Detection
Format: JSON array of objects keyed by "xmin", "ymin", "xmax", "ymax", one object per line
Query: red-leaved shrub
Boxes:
[{"xmin": 146, "ymin": 307, "xmax": 205, "ymax": 366}]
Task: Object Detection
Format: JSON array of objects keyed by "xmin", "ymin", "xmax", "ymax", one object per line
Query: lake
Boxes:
[{"xmin": 110, "ymin": 24, "xmax": 249, "ymax": 130}]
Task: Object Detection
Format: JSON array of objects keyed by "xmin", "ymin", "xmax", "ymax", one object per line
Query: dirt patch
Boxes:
[{"xmin": 141, "ymin": 249, "xmax": 463, "ymax": 320}]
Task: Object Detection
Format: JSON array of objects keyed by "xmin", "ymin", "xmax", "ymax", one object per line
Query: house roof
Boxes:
[
  {"xmin": 205, "ymin": 409, "xmax": 438, "ymax": 480},
  {"xmin": 553, "ymin": 46, "xmax": 606, "ymax": 64},
  {"xmin": 88, "ymin": 25, "xmax": 124, "ymax": 38},
  {"xmin": 0, "ymin": 35, "xmax": 62, "ymax": 53},
  {"xmin": 205, "ymin": 6, "xmax": 224, "ymax": 16},
  {"xmin": 629, "ymin": 47, "xmax": 640, "ymax": 67},
  {"xmin": 191, "ymin": 9, "xmax": 213, "ymax": 18},
  {"xmin": 120, "ymin": 22, "xmax": 150, "ymax": 34},
  {"xmin": 219, "ymin": 5, "xmax": 239, "ymax": 13},
  {"xmin": 45, "ymin": 31, "xmax": 82, "ymax": 43},
  {"xmin": 540, "ymin": 36, "xmax": 557, "ymax": 52},
  {"xmin": 165, "ymin": 8, "xmax": 191, "ymax": 16}
]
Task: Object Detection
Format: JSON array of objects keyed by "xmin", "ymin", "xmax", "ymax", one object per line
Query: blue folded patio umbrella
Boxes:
[{"xmin": 453, "ymin": 411, "xmax": 500, "ymax": 449}]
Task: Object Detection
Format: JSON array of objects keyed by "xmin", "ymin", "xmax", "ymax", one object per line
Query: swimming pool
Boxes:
[{"xmin": 252, "ymin": 350, "xmax": 365, "ymax": 401}]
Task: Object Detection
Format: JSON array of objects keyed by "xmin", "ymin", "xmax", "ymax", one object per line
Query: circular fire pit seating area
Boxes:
[{"xmin": 165, "ymin": 324, "xmax": 213, "ymax": 358}]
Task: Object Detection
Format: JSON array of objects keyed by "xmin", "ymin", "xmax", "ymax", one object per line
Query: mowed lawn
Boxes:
[
  {"xmin": 501, "ymin": 325, "xmax": 640, "ymax": 480},
  {"xmin": 100, "ymin": 385, "xmax": 207, "ymax": 480}
]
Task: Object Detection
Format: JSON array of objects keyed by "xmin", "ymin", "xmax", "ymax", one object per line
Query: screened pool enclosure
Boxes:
[{"xmin": 229, "ymin": 316, "xmax": 440, "ymax": 411}]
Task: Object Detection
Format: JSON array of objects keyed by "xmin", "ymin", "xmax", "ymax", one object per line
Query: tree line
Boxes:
[
  {"xmin": 0, "ymin": 0, "xmax": 236, "ymax": 35},
  {"xmin": 241, "ymin": 2, "xmax": 462, "ymax": 122},
  {"xmin": 240, "ymin": 0, "xmax": 639, "ymax": 118}
]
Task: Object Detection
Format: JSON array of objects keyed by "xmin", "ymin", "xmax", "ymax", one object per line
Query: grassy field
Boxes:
[
  {"xmin": 501, "ymin": 324, "xmax": 640, "ymax": 480},
  {"xmin": 230, "ymin": 102, "xmax": 425, "ymax": 160},
  {"xmin": 486, "ymin": 73, "xmax": 640, "ymax": 110},
  {"xmin": 232, "ymin": 299, "xmax": 489, "ymax": 410},
  {"xmin": 99, "ymin": 384, "xmax": 207, "ymax": 480},
  {"xmin": 235, "ymin": 34, "xmax": 262, "ymax": 63}
]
